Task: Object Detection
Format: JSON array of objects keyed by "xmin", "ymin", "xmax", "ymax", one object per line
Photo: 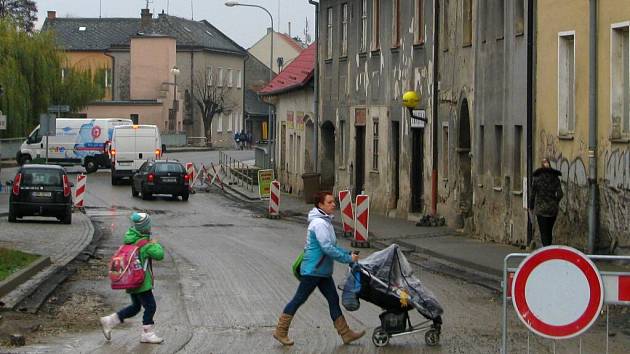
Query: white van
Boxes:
[
  {"xmin": 110, "ymin": 125, "xmax": 162, "ymax": 185},
  {"xmin": 18, "ymin": 118, "xmax": 132, "ymax": 172}
]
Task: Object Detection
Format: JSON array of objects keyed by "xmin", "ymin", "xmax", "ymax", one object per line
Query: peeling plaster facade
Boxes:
[
  {"xmin": 536, "ymin": 1, "xmax": 630, "ymax": 253},
  {"xmin": 319, "ymin": 0, "xmax": 530, "ymax": 247},
  {"xmin": 319, "ymin": 0, "xmax": 435, "ymax": 218}
]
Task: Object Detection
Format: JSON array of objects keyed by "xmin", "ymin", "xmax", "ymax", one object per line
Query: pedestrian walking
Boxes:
[
  {"xmin": 531, "ymin": 158, "xmax": 563, "ymax": 247},
  {"xmin": 234, "ymin": 131, "xmax": 241, "ymax": 149},
  {"xmin": 273, "ymin": 191, "xmax": 365, "ymax": 346},
  {"xmin": 239, "ymin": 129, "xmax": 246, "ymax": 150},
  {"xmin": 100, "ymin": 212, "xmax": 165, "ymax": 344}
]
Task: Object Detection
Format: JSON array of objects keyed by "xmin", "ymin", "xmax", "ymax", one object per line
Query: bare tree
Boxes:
[{"xmin": 193, "ymin": 68, "xmax": 233, "ymax": 143}]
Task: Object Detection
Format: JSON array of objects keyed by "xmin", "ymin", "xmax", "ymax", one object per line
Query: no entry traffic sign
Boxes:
[{"xmin": 511, "ymin": 246, "xmax": 603, "ymax": 339}]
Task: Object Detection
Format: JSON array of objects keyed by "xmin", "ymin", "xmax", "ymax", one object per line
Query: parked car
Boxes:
[
  {"xmin": 131, "ymin": 160, "xmax": 189, "ymax": 201},
  {"xmin": 8, "ymin": 164, "xmax": 73, "ymax": 224}
]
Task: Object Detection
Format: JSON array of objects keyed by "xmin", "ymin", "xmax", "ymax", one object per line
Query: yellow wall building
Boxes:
[
  {"xmin": 536, "ymin": 1, "xmax": 630, "ymax": 252},
  {"xmin": 64, "ymin": 51, "xmax": 113, "ymax": 100}
]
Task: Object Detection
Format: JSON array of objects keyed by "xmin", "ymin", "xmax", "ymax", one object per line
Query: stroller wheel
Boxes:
[
  {"xmin": 425, "ymin": 329, "xmax": 440, "ymax": 347},
  {"xmin": 372, "ymin": 327, "xmax": 390, "ymax": 347}
]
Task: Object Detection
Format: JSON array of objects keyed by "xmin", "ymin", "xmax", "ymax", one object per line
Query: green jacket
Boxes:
[{"xmin": 123, "ymin": 227, "xmax": 164, "ymax": 294}]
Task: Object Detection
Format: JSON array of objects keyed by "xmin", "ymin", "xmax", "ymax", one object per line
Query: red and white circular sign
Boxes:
[{"xmin": 512, "ymin": 246, "xmax": 603, "ymax": 339}]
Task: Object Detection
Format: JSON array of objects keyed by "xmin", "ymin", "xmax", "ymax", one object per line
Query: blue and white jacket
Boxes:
[{"xmin": 301, "ymin": 208, "xmax": 352, "ymax": 277}]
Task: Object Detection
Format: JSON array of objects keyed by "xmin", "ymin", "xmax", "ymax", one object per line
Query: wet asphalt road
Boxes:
[{"xmin": 4, "ymin": 150, "xmax": 629, "ymax": 354}]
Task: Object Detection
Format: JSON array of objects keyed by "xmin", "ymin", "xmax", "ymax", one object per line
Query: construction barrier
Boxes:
[
  {"xmin": 501, "ymin": 246, "xmax": 630, "ymax": 353},
  {"xmin": 74, "ymin": 174, "xmax": 86, "ymax": 208},
  {"xmin": 352, "ymin": 194, "xmax": 370, "ymax": 248},
  {"xmin": 268, "ymin": 180, "xmax": 280, "ymax": 218},
  {"xmin": 186, "ymin": 162, "xmax": 195, "ymax": 191},
  {"xmin": 191, "ymin": 163, "xmax": 223, "ymax": 192},
  {"xmin": 338, "ymin": 190, "xmax": 354, "ymax": 237}
]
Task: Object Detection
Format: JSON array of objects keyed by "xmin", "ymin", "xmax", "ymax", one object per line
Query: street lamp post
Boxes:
[
  {"xmin": 225, "ymin": 1, "xmax": 274, "ymax": 170},
  {"xmin": 170, "ymin": 65, "xmax": 180, "ymax": 132}
]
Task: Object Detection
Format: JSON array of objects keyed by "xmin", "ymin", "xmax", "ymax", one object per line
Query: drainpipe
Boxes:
[
  {"xmin": 587, "ymin": 0, "xmax": 598, "ymax": 254},
  {"xmin": 309, "ymin": 0, "xmax": 319, "ymax": 174},
  {"xmin": 431, "ymin": 0, "xmax": 440, "ymax": 216},
  {"xmin": 526, "ymin": 0, "xmax": 535, "ymax": 246}
]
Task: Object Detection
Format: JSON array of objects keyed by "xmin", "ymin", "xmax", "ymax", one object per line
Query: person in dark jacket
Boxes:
[
  {"xmin": 273, "ymin": 192, "xmax": 365, "ymax": 346},
  {"xmin": 531, "ymin": 158, "xmax": 564, "ymax": 247}
]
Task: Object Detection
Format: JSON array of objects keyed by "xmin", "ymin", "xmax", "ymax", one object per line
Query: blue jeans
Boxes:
[
  {"xmin": 117, "ymin": 290, "xmax": 157, "ymax": 325},
  {"xmin": 283, "ymin": 276, "xmax": 343, "ymax": 321}
]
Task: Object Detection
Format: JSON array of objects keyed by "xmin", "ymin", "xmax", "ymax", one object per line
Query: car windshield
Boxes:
[
  {"xmin": 155, "ymin": 163, "xmax": 184, "ymax": 173},
  {"xmin": 21, "ymin": 169, "xmax": 63, "ymax": 186}
]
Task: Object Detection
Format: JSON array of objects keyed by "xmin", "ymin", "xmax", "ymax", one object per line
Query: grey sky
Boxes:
[{"xmin": 35, "ymin": 0, "xmax": 315, "ymax": 49}]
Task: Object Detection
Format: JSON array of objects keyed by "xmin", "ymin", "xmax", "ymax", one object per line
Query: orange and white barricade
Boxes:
[
  {"xmin": 74, "ymin": 174, "xmax": 86, "ymax": 208},
  {"xmin": 338, "ymin": 190, "xmax": 354, "ymax": 237},
  {"xmin": 185, "ymin": 162, "xmax": 195, "ymax": 191},
  {"xmin": 352, "ymin": 194, "xmax": 370, "ymax": 247}
]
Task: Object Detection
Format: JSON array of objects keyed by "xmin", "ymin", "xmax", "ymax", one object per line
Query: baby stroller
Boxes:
[{"xmin": 341, "ymin": 244, "xmax": 443, "ymax": 347}]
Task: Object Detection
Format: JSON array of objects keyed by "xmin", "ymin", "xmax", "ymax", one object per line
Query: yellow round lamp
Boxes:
[{"xmin": 402, "ymin": 91, "xmax": 420, "ymax": 109}]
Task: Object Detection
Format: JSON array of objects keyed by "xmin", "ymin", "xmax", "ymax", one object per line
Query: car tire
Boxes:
[
  {"xmin": 18, "ymin": 154, "xmax": 32, "ymax": 166},
  {"xmin": 8, "ymin": 204, "xmax": 17, "ymax": 222},
  {"xmin": 84, "ymin": 158, "xmax": 98, "ymax": 174},
  {"xmin": 62, "ymin": 209, "xmax": 72, "ymax": 224},
  {"xmin": 132, "ymin": 184, "xmax": 139, "ymax": 197},
  {"xmin": 141, "ymin": 186, "xmax": 152, "ymax": 200},
  {"xmin": 111, "ymin": 173, "xmax": 118, "ymax": 186},
  {"xmin": 181, "ymin": 192, "xmax": 189, "ymax": 201}
]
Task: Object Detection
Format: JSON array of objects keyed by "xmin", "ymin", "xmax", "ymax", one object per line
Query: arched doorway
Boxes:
[
  {"xmin": 305, "ymin": 117, "xmax": 314, "ymax": 173},
  {"xmin": 458, "ymin": 98, "xmax": 473, "ymax": 222},
  {"xmin": 321, "ymin": 121, "xmax": 336, "ymax": 190}
]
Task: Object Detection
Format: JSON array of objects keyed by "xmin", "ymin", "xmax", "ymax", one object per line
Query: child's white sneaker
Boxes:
[
  {"xmin": 99, "ymin": 313, "xmax": 120, "ymax": 340},
  {"xmin": 141, "ymin": 325, "xmax": 164, "ymax": 344}
]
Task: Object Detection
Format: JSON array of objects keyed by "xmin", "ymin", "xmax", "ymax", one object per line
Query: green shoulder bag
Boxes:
[{"xmin": 291, "ymin": 250, "xmax": 305, "ymax": 280}]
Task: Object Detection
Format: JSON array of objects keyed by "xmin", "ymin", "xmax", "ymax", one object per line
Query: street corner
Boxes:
[{"xmin": 0, "ymin": 211, "xmax": 95, "ymax": 310}]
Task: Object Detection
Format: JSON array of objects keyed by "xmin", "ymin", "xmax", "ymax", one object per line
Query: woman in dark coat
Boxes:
[{"xmin": 531, "ymin": 158, "xmax": 564, "ymax": 246}]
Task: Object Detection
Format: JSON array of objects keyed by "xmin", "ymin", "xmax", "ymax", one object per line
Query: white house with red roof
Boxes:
[
  {"xmin": 248, "ymin": 28, "xmax": 305, "ymax": 74},
  {"xmin": 259, "ymin": 43, "xmax": 315, "ymax": 197}
]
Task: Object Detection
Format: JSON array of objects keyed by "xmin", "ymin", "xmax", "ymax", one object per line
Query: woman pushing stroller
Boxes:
[{"xmin": 273, "ymin": 191, "xmax": 365, "ymax": 346}]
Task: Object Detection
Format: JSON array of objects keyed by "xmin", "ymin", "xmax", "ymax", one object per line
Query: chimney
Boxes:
[
  {"xmin": 47, "ymin": 11, "xmax": 56, "ymax": 20},
  {"xmin": 288, "ymin": 22, "xmax": 291, "ymax": 37},
  {"xmin": 141, "ymin": 8, "xmax": 152, "ymax": 33},
  {"xmin": 267, "ymin": 27, "xmax": 273, "ymax": 35}
]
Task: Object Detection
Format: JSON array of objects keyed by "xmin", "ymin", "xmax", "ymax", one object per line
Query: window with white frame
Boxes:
[
  {"xmin": 227, "ymin": 69, "xmax": 233, "ymax": 88},
  {"xmin": 341, "ymin": 3, "xmax": 348, "ymax": 57},
  {"xmin": 372, "ymin": 118, "xmax": 379, "ymax": 170},
  {"xmin": 217, "ymin": 67, "xmax": 224, "ymax": 87},
  {"xmin": 611, "ymin": 24, "xmax": 630, "ymax": 137},
  {"xmin": 392, "ymin": 0, "xmax": 400, "ymax": 47},
  {"xmin": 236, "ymin": 70, "xmax": 242, "ymax": 89},
  {"xmin": 372, "ymin": 0, "xmax": 380, "ymax": 50},
  {"xmin": 558, "ymin": 32, "xmax": 576, "ymax": 136},
  {"xmin": 327, "ymin": 7, "xmax": 333, "ymax": 59},
  {"xmin": 414, "ymin": 0, "xmax": 425, "ymax": 45},
  {"xmin": 360, "ymin": 0, "xmax": 368, "ymax": 52},
  {"xmin": 216, "ymin": 113, "xmax": 223, "ymax": 132},
  {"xmin": 206, "ymin": 66, "xmax": 213, "ymax": 86},
  {"xmin": 105, "ymin": 68, "xmax": 112, "ymax": 88}
]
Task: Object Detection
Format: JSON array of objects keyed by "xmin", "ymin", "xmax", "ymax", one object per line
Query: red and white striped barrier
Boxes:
[
  {"xmin": 602, "ymin": 273, "xmax": 630, "ymax": 304},
  {"xmin": 352, "ymin": 194, "xmax": 370, "ymax": 247},
  {"xmin": 338, "ymin": 190, "xmax": 354, "ymax": 236},
  {"xmin": 186, "ymin": 162, "xmax": 195, "ymax": 190},
  {"xmin": 269, "ymin": 180, "xmax": 280, "ymax": 217},
  {"xmin": 75, "ymin": 174, "xmax": 86, "ymax": 208}
]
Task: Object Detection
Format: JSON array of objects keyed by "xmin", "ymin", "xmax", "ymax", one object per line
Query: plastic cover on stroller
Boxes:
[{"xmin": 342, "ymin": 244, "xmax": 444, "ymax": 320}]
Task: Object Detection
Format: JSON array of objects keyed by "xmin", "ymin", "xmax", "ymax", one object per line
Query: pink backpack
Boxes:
[{"xmin": 109, "ymin": 239, "xmax": 150, "ymax": 290}]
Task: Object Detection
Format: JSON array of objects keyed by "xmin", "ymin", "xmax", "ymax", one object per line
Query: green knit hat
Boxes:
[{"xmin": 130, "ymin": 212, "xmax": 151, "ymax": 233}]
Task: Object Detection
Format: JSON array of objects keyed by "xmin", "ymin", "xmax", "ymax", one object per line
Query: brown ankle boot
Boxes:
[
  {"xmin": 272, "ymin": 313, "xmax": 294, "ymax": 346},
  {"xmin": 334, "ymin": 315, "xmax": 365, "ymax": 344}
]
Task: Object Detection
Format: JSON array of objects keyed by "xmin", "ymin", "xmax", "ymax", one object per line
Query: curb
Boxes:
[
  {"xmin": 220, "ymin": 181, "xmax": 260, "ymax": 201},
  {"xmin": 0, "ymin": 212, "xmax": 95, "ymax": 311},
  {"xmin": 0, "ymin": 256, "xmax": 51, "ymax": 299}
]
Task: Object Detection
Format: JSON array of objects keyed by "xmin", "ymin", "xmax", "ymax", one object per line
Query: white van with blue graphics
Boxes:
[{"xmin": 17, "ymin": 118, "xmax": 132, "ymax": 173}]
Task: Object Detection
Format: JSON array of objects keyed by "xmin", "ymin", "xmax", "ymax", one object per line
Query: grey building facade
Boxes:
[{"xmin": 318, "ymin": 0, "xmax": 530, "ymax": 246}]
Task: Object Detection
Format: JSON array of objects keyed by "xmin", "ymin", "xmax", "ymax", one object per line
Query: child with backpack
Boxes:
[{"xmin": 100, "ymin": 212, "xmax": 165, "ymax": 344}]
